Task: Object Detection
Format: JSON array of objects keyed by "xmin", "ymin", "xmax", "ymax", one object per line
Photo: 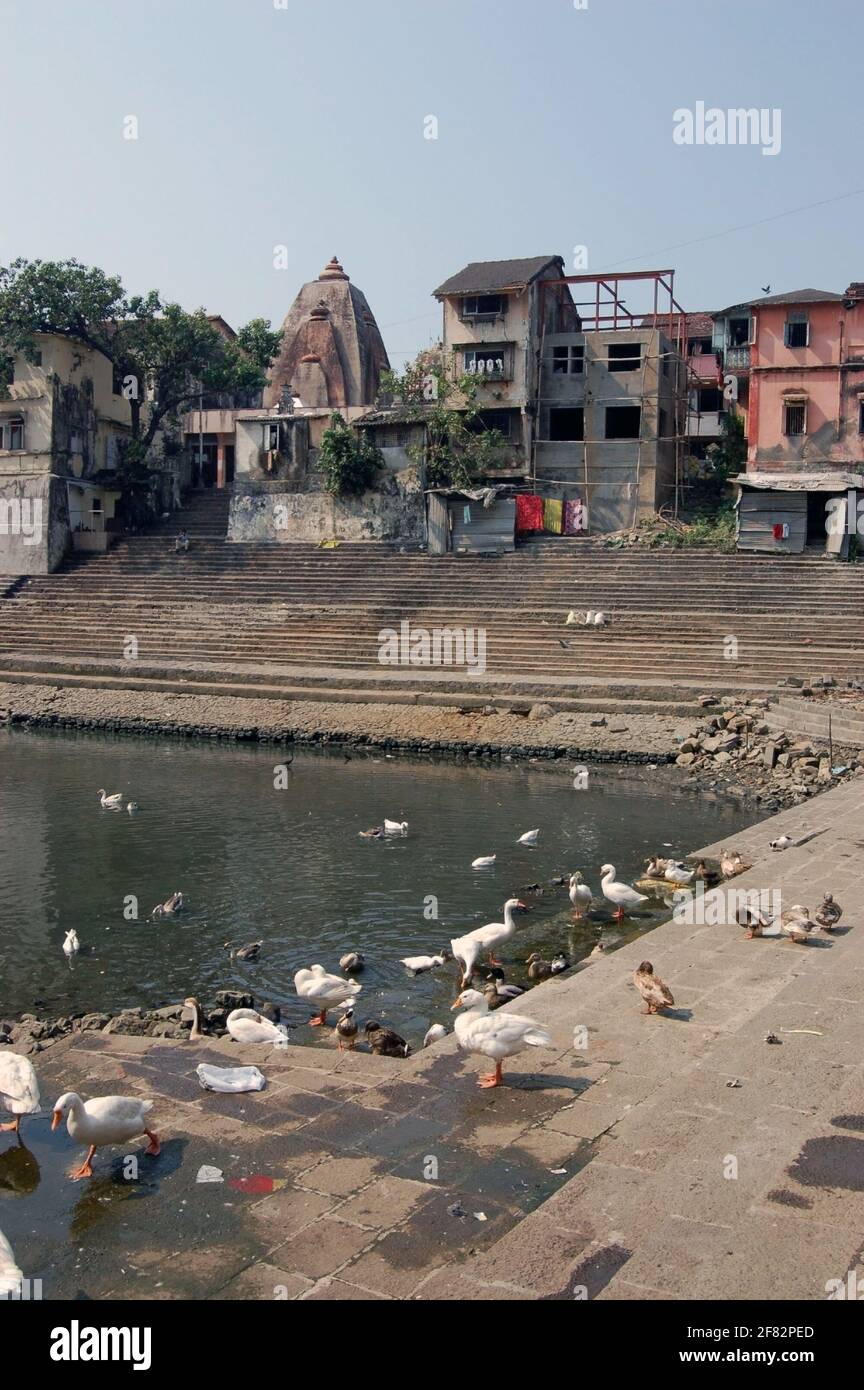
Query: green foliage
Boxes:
[
  {"xmin": 651, "ymin": 504, "xmax": 737, "ymax": 552},
  {"xmin": 704, "ymin": 410, "xmax": 747, "ymax": 485},
  {"xmin": 319, "ymin": 412, "xmax": 383, "ymax": 496},
  {"xmin": 0, "ymin": 258, "xmax": 282, "ymax": 461},
  {"xmin": 380, "ymin": 352, "xmax": 511, "ymax": 489}
]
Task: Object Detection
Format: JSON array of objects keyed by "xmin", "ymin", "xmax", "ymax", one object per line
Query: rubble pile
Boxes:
[{"xmin": 674, "ymin": 695, "xmax": 862, "ymax": 809}]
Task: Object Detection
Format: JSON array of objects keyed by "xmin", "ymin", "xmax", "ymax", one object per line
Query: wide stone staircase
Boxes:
[{"xmin": 1, "ymin": 490, "xmax": 863, "ymax": 712}]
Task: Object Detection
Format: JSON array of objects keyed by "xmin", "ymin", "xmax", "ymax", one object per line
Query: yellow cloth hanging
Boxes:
[{"xmin": 543, "ymin": 498, "xmax": 563, "ymax": 534}]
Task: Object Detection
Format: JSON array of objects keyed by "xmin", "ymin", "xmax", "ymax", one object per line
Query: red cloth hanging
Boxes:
[{"xmin": 516, "ymin": 494, "xmax": 544, "ymax": 532}]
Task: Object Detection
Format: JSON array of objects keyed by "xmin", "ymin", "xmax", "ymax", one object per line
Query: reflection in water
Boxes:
[{"xmin": 0, "ymin": 1140, "xmax": 40, "ymax": 1197}]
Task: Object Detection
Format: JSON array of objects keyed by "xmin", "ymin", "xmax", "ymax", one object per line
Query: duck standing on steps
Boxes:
[
  {"xmin": 633, "ymin": 962, "xmax": 675, "ymax": 1015},
  {"xmin": 335, "ymin": 1007, "xmax": 358, "ymax": 1051},
  {"xmin": 601, "ymin": 865, "xmax": 648, "ymax": 921},
  {"xmin": 0, "ymin": 1053, "xmax": 40, "ymax": 1135},
  {"xmin": 451, "ymin": 989, "xmax": 553, "ymax": 1089},
  {"xmin": 815, "ymin": 893, "xmax": 842, "ymax": 930},
  {"xmin": 51, "ymin": 1092, "xmax": 160, "ymax": 1180}
]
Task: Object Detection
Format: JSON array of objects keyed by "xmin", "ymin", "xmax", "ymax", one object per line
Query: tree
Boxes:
[
  {"xmin": 319, "ymin": 412, "xmax": 383, "ymax": 496},
  {"xmin": 0, "ymin": 257, "xmax": 282, "ymax": 479},
  {"xmin": 704, "ymin": 409, "xmax": 747, "ymax": 487},
  {"xmin": 380, "ymin": 350, "xmax": 511, "ymax": 489}
]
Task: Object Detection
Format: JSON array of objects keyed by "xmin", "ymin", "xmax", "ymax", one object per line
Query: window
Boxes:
[
  {"xmin": 466, "ymin": 409, "xmax": 513, "ymax": 438},
  {"xmin": 688, "ymin": 337, "xmax": 713, "ymax": 356},
  {"xmin": 549, "ymin": 407, "xmax": 584, "ymax": 441},
  {"xmin": 784, "ymin": 315, "xmax": 809, "ymax": 349},
  {"xmin": 605, "ymin": 406, "xmax": 641, "ymax": 439},
  {"xmin": 783, "ymin": 400, "xmax": 807, "ymax": 435},
  {"xmin": 462, "ymin": 295, "xmax": 505, "ymax": 318},
  {"xmin": 552, "ymin": 345, "xmax": 584, "ymax": 375},
  {"xmin": 608, "ymin": 342, "xmax": 642, "ymax": 372},
  {"xmin": 728, "ymin": 317, "xmax": 752, "ymax": 347},
  {"xmin": 463, "ymin": 347, "xmax": 508, "ymax": 379},
  {"xmin": 32, "ymin": 350, "xmax": 42, "ymax": 367},
  {"xmin": 696, "ymin": 387, "xmax": 723, "ymax": 413},
  {"xmin": 0, "ymin": 416, "xmax": 24, "ymax": 450},
  {"xmin": 658, "ymin": 408, "xmax": 668, "ymax": 439},
  {"xmin": 859, "ymin": 400, "xmax": 864, "ymax": 434}
]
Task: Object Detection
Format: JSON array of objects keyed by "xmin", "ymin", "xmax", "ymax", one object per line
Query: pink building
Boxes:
[{"xmin": 718, "ymin": 286, "xmax": 864, "ymax": 553}]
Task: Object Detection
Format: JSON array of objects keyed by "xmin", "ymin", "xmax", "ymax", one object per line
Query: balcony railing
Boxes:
[{"xmin": 724, "ymin": 346, "xmax": 751, "ymax": 370}]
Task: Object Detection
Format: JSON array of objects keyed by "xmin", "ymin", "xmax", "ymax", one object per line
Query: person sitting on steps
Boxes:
[{"xmin": 174, "ymin": 529, "xmax": 190, "ymax": 554}]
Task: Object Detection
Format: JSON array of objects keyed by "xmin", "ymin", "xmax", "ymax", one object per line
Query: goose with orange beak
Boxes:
[
  {"xmin": 450, "ymin": 898, "xmax": 529, "ymax": 987},
  {"xmin": 52, "ymin": 1092, "xmax": 160, "ymax": 1180},
  {"xmin": 451, "ymin": 988, "xmax": 553, "ymax": 1089}
]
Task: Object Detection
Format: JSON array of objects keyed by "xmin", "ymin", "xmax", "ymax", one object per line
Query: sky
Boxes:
[{"xmin": 2, "ymin": 0, "xmax": 862, "ymax": 366}]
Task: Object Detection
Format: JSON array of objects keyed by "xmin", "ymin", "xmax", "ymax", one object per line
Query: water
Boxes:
[{"xmin": 0, "ymin": 726, "xmax": 758, "ymax": 1043}]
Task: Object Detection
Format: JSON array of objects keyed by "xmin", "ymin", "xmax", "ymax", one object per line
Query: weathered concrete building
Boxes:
[
  {"xmin": 0, "ymin": 333, "xmax": 131, "ymax": 574},
  {"xmin": 264, "ymin": 256, "xmax": 390, "ymax": 411},
  {"xmin": 434, "ymin": 255, "xmax": 579, "ymax": 475},
  {"xmin": 726, "ymin": 286, "xmax": 864, "ymax": 553}
]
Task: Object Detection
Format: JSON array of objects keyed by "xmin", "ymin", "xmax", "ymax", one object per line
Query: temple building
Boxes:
[{"xmin": 263, "ymin": 256, "xmax": 390, "ymax": 409}]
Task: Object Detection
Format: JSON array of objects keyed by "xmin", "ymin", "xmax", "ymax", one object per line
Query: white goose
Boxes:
[
  {"xmin": 97, "ymin": 789, "xmax": 124, "ymax": 808},
  {"xmin": 600, "ymin": 864, "xmax": 648, "ymax": 921},
  {"xmin": 518, "ymin": 829, "xmax": 540, "ymax": 846},
  {"xmin": 62, "ymin": 929, "xmax": 80, "ymax": 957},
  {"xmin": 0, "ymin": 1053, "xmax": 40, "ymax": 1135},
  {"xmin": 51, "ymin": 1092, "xmax": 159, "ymax": 1180},
  {"xmin": 293, "ymin": 965, "xmax": 362, "ymax": 1026},
  {"xmin": 471, "ymin": 854, "xmax": 496, "ymax": 869},
  {"xmin": 423, "ymin": 1023, "xmax": 448, "ymax": 1048},
  {"xmin": 0, "ymin": 1229, "xmax": 23, "ymax": 1297},
  {"xmin": 451, "ymin": 988, "xmax": 553, "ymax": 1088},
  {"xmin": 450, "ymin": 898, "xmax": 528, "ymax": 986},
  {"xmin": 384, "ymin": 819, "xmax": 408, "ymax": 834},
  {"xmin": 569, "ymin": 871, "xmax": 593, "ymax": 917},
  {"xmin": 226, "ymin": 1008, "xmax": 289, "ymax": 1045}
]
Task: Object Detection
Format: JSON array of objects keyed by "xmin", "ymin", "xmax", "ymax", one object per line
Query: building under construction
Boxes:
[{"xmin": 433, "ymin": 259, "xmax": 695, "ymax": 535}]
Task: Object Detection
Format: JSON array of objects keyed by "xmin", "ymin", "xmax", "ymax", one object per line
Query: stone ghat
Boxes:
[{"xmin": 7, "ymin": 776, "xmax": 864, "ymax": 1301}]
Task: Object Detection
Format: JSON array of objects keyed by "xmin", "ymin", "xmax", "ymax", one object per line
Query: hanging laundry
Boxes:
[
  {"xmin": 543, "ymin": 498, "xmax": 563, "ymax": 534},
  {"xmin": 564, "ymin": 498, "xmax": 588, "ymax": 535},
  {"xmin": 516, "ymin": 494, "xmax": 544, "ymax": 532}
]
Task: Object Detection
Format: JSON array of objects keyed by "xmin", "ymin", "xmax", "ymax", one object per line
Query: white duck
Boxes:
[
  {"xmin": 226, "ymin": 1008, "xmax": 289, "ymax": 1044},
  {"xmin": 664, "ymin": 860, "xmax": 695, "ymax": 885},
  {"xmin": 451, "ymin": 989, "xmax": 553, "ymax": 1088},
  {"xmin": 600, "ymin": 864, "xmax": 648, "ymax": 921},
  {"xmin": 518, "ymin": 829, "xmax": 540, "ymax": 845},
  {"xmin": 293, "ymin": 965, "xmax": 362, "ymax": 1026},
  {"xmin": 384, "ymin": 819, "xmax": 408, "ymax": 834},
  {"xmin": 51, "ymin": 1092, "xmax": 159, "ymax": 1180},
  {"xmin": 97, "ymin": 789, "xmax": 124, "ymax": 808},
  {"xmin": 0, "ymin": 1053, "xmax": 40, "ymax": 1135},
  {"xmin": 569, "ymin": 871, "xmax": 593, "ymax": 917},
  {"xmin": 0, "ymin": 1229, "xmax": 23, "ymax": 1297},
  {"xmin": 423, "ymin": 1023, "xmax": 448, "ymax": 1048},
  {"xmin": 472, "ymin": 854, "xmax": 496, "ymax": 869},
  {"xmin": 400, "ymin": 949, "xmax": 451, "ymax": 974},
  {"xmin": 62, "ymin": 929, "xmax": 80, "ymax": 957},
  {"xmin": 450, "ymin": 898, "xmax": 528, "ymax": 986}
]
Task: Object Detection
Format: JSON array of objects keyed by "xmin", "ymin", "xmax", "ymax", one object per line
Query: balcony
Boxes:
[{"xmin": 724, "ymin": 346, "xmax": 751, "ymax": 370}]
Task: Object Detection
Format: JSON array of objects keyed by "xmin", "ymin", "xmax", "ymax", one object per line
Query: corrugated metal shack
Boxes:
[
  {"xmin": 426, "ymin": 486, "xmax": 516, "ymax": 555},
  {"xmin": 735, "ymin": 471, "xmax": 862, "ymax": 558}
]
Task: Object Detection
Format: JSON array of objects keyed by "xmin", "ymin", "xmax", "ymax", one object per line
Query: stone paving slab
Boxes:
[{"xmin": 4, "ymin": 776, "xmax": 864, "ymax": 1300}]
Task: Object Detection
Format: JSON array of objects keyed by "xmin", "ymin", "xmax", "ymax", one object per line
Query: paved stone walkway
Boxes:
[{"xmin": 6, "ymin": 778, "xmax": 864, "ymax": 1300}]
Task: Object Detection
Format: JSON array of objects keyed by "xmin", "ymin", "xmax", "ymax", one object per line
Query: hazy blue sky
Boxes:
[{"xmin": 2, "ymin": 0, "xmax": 862, "ymax": 364}]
